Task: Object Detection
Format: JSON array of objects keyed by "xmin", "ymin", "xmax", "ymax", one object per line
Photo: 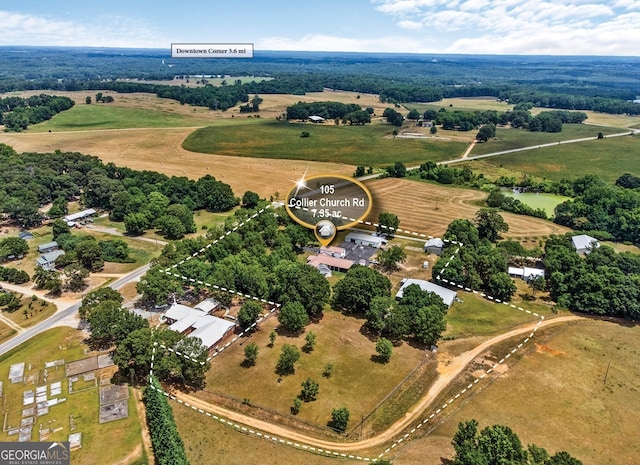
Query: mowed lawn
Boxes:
[
  {"xmin": 474, "ymin": 134, "xmax": 640, "ymax": 183},
  {"xmin": 199, "ymin": 310, "xmax": 426, "ymax": 430},
  {"xmin": 0, "ymin": 327, "xmax": 146, "ymax": 465},
  {"xmin": 470, "ymin": 124, "xmax": 625, "ymax": 156},
  {"xmin": 183, "ymin": 120, "xmax": 467, "ymax": 166},
  {"xmin": 404, "ymin": 319, "xmax": 640, "ymax": 465},
  {"xmin": 29, "ymin": 104, "xmax": 207, "ymax": 131}
]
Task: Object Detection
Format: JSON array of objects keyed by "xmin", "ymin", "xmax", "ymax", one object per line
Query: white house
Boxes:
[
  {"xmin": 571, "ymin": 235, "xmax": 600, "ymax": 255},
  {"xmin": 508, "ymin": 266, "xmax": 545, "ymax": 281},
  {"xmin": 395, "ymin": 278, "xmax": 457, "ymax": 308},
  {"xmin": 36, "ymin": 250, "xmax": 65, "ymax": 270}
]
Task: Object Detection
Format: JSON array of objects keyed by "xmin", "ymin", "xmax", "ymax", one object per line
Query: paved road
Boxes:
[{"xmin": 0, "ymin": 264, "xmax": 150, "ymax": 357}]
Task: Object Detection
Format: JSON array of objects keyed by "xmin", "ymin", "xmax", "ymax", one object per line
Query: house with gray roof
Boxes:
[{"xmin": 571, "ymin": 234, "xmax": 600, "ymax": 255}]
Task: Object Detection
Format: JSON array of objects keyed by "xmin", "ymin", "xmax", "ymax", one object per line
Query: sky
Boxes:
[{"xmin": 0, "ymin": 0, "xmax": 639, "ymax": 56}]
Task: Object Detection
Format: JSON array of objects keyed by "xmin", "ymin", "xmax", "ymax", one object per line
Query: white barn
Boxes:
[
  {"xmin": 395, "ymin": 278, "xmax": 457, "ymax": 308},
  {"xmin": 571, "ymin": 235, "xmax": 600, "ymax": 255}
]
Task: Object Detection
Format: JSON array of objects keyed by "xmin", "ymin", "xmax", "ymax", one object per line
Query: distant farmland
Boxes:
[{"xmin": 182, "ymin": 120, "xmax": 467, "ymax": 166}]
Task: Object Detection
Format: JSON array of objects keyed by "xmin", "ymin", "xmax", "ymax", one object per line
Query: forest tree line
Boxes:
[{"xmin": 0, "ymin": 94, "xmax": 74, "ymax": 131}]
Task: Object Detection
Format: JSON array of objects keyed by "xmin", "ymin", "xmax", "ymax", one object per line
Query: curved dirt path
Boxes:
[{"xmin": 173, "ymin": 315, "xmax": 582, "ymax": 454}]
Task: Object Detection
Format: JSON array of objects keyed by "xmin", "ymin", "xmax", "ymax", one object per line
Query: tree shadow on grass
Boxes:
[{"xmin": 370, "ymin": 354, "xmax": 390, "ymax": 364}]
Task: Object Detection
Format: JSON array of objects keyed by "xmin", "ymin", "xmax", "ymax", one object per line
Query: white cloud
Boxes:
[
  {"xmin": 0, "ymin": 10, "xmax": 165, "ymax": 48},
  {"xmin": 370, "ymin": 0, "xmax": 640, "ymax": 55}
]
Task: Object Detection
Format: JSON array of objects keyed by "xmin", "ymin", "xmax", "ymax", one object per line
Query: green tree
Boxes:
[
  {"xmin": 269, "ymin": 330, "xmax": 276, "ymax": 347},
  {"xmin": 157, "ymin": 215, "xmax": 186, "ymax": 240},
  {"xmin": 0, "ymin": 237, "xmax": 28, "ymax": 261},
  {"xmin": 407, "ymin": 109, "xmax": 421, "ymax": 120},
  {"xmin": 330, "ymin": 407, "xmax": 350, "ymax": 433},
  {"xmin": 331, "ymin": 266, "xmax": 391, "ymax": 314},
  {"xmin": 242, "ymin": 191, "xmax": 260, "ymax": 209},
  {"xmin": 243, "ymin": 342, "xmax": 259, "ymax": 366},
  {"xmin": 33, "ymin": 266, "xmax": 62, "ymax": 295},
  {"xmin": 365, "ymin": 296, "xmax": 395, "ymax": 334},
  {"xmin": 528, "ymin": 275, "xmax": 547, "ymax": 297},
  {"xmin": 166, "ymin": 204, "xmax": 196, "ymax": 234},
  {"xmin": 136, "ymin": 267, "xmax": 183, "ymax": 306},
  {"xmin": 377, "ymin": 244, "xmax": 406, "ymax": 271},
  {"xmin": 476, "ymin": 124, "xmax": 496, "ymax": 142},
  {"xmin": 87, "ymin": 300, "xmax": 148, "ymax": 349},
  {"xmin": 272, "ymin": 261, "xmax": 330, "ymax": 317},
  {"xmin": 54, "ymin": 218, "xmax": 73, "ymax": 241},
  {"xmin": 238, "ymin": 301, "xmax": 262, "ymax": 329},
  {"xmin": 386, "ymin": 161, "xmax": 407, "ymax": 178},
  {"xmin": 300, "ymin": 377, "xmax": 319, "ymax": 402},
  {"xmin": 475, "ymin": 209, "xmax": 509, "ymax": 242},
  {"xmin": 85, "ymin": 96, "xmax": 91, "ymax": 104},
  {"xmin": 124, "ymin": 212, "xmax": 150, "ymax": 235},
  {"xmin": 444, "ymin": 218, "xmax": 480, "ymax": 247},
  {"xmin": 80, "ymin": 287, "xmax": 123, "ymax": 319},
  {"xmin": 291, "ymin": 397, "xmax": 302, "ymax": 415},
  {"xmin": 63, "ymin": 263, "xmax": 89, "ymax": 291},
  {"xmin": 75, "ymin": 239, "xmax": 104, "ymax": 271},
  {"xmin": 303, "ymin": 331, "xmax": 317, "ymax": 352},
  {"xmin": 276, "ymin": 344, "xmax": 300, "ymax": 375},
  {"xmin": 278, "ymin": 301, "xmax": 309, "ymax": 333},
  {"xmin": 487, "ymin": 272, "xmax": 517, "ymax": 301},
  {"xmin": 430, "ymin": 124, "xmax": 438, "ymax": 134},
  {"xmin": 145, "ymin": 191, "xmax": 170, "ymax": 225},
  {"xmin": 377, "ymin": 211, "xmax": 400, "ymax": 237},
  {"xmin": 353, "ymin": 166, "xmax": 365, "ymax": 177},
  {"xmin": 375, "ymin": 337, "xmax": 393, "ymax": 363},
  {"xmin": 412, "ymin": 305, "xmax": 447, "ymax": 346}
]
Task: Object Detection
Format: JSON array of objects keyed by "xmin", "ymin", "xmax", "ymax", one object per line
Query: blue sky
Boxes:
[{"xmin": 1, "ymin": 0, "xmax": 638, "ymax": 55}]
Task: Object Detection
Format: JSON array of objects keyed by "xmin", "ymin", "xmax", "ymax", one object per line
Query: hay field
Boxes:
[
  {"xmin": 364, "ymin": 178, "xmax": 569, "ymax": 238},
  {"xmin": 395, "ymin": 319, "xmax": 640, "ymax": 465},
  {"xmin": 0, "ymin": 127, "xmax": 354, "ymax": 199}
]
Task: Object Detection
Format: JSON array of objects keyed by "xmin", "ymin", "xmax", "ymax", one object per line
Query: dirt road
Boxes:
[{"xmin": 172, "ymin": 315, "xmax": 582, "ymax": 454}]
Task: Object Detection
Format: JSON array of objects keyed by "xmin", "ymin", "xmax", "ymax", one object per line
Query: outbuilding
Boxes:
[
  {"xmin": 571, "ymin": 234, "xmax": 600, "ymax": 255},
  {"xmin": 395, "ymin": 278, "xmax": 457, "ymax": 308},
  {"xmin": 424, "ymin": 238, "xmax": 444, "ymax": 255},
  {"xmin": 345, "ymin": 233, "xmax": 386, "ymax": 249}
]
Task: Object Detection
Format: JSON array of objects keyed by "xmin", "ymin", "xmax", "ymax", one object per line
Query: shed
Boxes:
[
  {"xmin": 571, "ymin": 235, "xmax": 599, "ymax": 255},
  {"xmin": 38, "ymin": 241, "xmax": 59, "ymax": 253},
  {"xmin": 395, "ymin": 278, "xmax": 457, "ymax": 308},
  {"xmin": 508, "ymin": 266, "xmax": 545, "ymax": 281},
  {"xmin": 64, "ymin": 208, "xmax": 97, "ymax": 223},
  {"xmin": 18, "ymin": 231, "xmax": 34, "ymax": 240},
  {"xmin": 424, "ymin": 238, "xmax": 444, "ymax": 255},
  {"xmin": 308, "ymin": 115, "xmax": 325, "ymax": 123}
]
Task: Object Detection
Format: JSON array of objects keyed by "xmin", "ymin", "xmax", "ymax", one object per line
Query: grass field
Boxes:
[
  {"xmin": 30, "ymin": 104, "xmax": 208, "ymax": 131},
  {"xmin": 467, "ymin": 134, "xmax": 640, "ymax": 183},
  {"xmin": 470, "ymin": 124, "xmax": 624, "ymax": 156},
  {"xmin": 183, "ymin": 119, "xmax": 467, "ymax": 166},
  {"xmin": 364, "ymin": 177, "xmax": 570, "ymax": 239},
  {"xmin": 0, "ymin": 321, "xmax": 17, "ymax": 344},
  {"xmin": 1, "ymin": 294, "xmax": 57, "ymax": 328},
  {"xmin": 502, "ymin": 191, "xmax": 570, "ymax": 216},
  {"xmin": 398, "ymin": 319, "xmax": 640, "ymax": 465},
  {"xmin": 197, "ymin": 309, "xmax": 426, "ymax": 433},
  {"xmin": 0, "ymin": 327, "xmax": 146, "ymax": 465}
]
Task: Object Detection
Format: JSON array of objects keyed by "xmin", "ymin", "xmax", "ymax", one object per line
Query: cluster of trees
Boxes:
[
  {"xmin": 499, "ymin": 90, "xmax": 640, "ymax": 116},
  {"xmin": 544, "ymin": 237, "xmax": 640, "ymax": 319},
  {"xmin": 382, "ymin": 108, "xmax": 404, "ymax": 126},
  {"xmin": 0, "ymin": 236, "xmax": 29, "ymax": 262},
  {"xmin": 80, "ymin": 288, "xmax": 210, "ymax": 387},
  {"xmin": 239, "ymin": 94, "xmax": 263, "ymax": 113},
  {"xmin": 433, "ymin": 215, "xmax": 517, "ymax": 302},
  {"xmin": 285, "ymin": 101, "xmax": 372, "ymax": 125},
  {"xmin": 136, "ymin": 205, "xmax": 328, "ymax": 326},
  {"xmin": 365, "ymin": 284, "xmax": 448, "ymax": 346},
  {"xmin": 0, "ymin": 144, "xmax": 237, "ymax": 232},
  {"xmin": 0, "ymin": 94, "xmax": 74, "ymax": 132},
  {"xmin": 0, "ymin": 265, "xmax": 30, "ymax": 284},
  {"xmin": 93, "ymin": 92, "xmax": 114, "ymax": 103},
  {"xmin": 0, "ymin": 291, "xmax": 23, "ymax": 312},
  {"xmin": 331, "ymin": 266, "xmax": 448, "ymax": 346},
  {"xmin": 415, "ymin": 161, "xmax": 485, "ymax": 188},
  {"xmin": 553, "ymin": 174, "xmax": 640, "ymax": 244},
  {"xmin": 431, "ymin": 104, "xmax": 587, "ymax": 133},
  {"xmin": 452, "ymin": 419, "xmax": 582, "ymax": 465},
  {"xmin": 143, "ymin": 379, "xmax": 190, "ymax": 465}
]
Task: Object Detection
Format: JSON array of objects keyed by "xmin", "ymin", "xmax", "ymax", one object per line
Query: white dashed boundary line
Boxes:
[{"xmin": 148, "ymin": 209, "xmax": 543, "ymax": 461}]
